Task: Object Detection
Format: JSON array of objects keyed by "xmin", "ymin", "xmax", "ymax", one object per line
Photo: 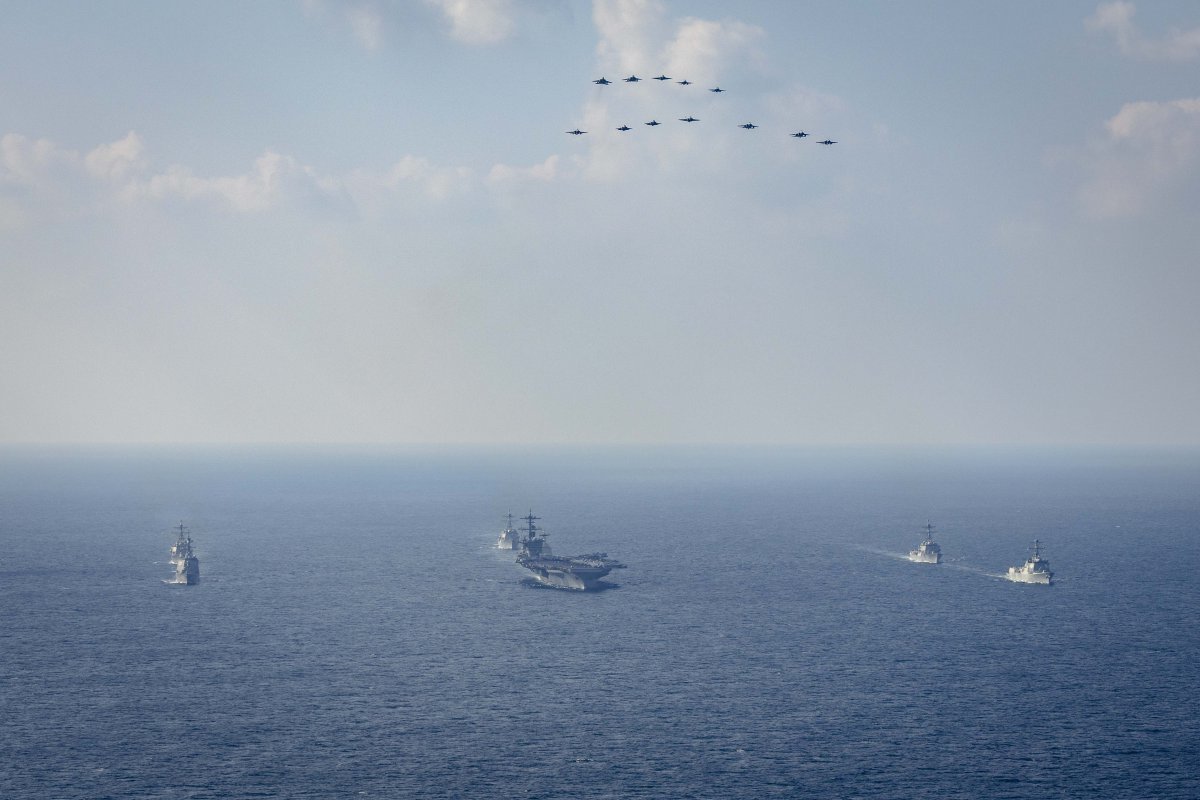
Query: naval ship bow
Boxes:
[{"xmin": 166, "ymin": 522, "xmax": 200, "ymax": 585}]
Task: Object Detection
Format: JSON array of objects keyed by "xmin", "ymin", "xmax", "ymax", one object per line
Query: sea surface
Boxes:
[{"xmin": 1, "ymin": 446, "xmax": 1198, "ymax": 799}]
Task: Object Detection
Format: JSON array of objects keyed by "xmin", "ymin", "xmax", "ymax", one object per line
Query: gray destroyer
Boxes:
[
  {"xmin": 496, "ymin": 513, "xmax": 520, "ymax": 550},
  {"xmin": 166, "ymin": 522, "xmax": 200, "ymax": 585},
  {"xmin": 516, "ymin": 512, "xmax": 624, "ymax": 590},
  {"xmin": 1006, "ymin": 539, "xmax": 1053, "ymax": 585},
  {"xmin": 907, "ymin": 523, "xmax": 942, "ymax": 564}
]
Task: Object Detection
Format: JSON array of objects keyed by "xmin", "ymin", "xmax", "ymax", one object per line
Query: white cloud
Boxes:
[
  {"xmin": 662, "ymin": 17, "xmax": 765, "ymax": 85},
  {"xmin": 487, "ymin": 154, "xmax": 561, "ymax": 184},
  {"xmin": 593, "ymin": 0, "xmax": 667, "ymax": 73},
  {"xmin": 425, "ymin": 0, "xmax": 515, "ymax": 45},
  {"xmin": 0, "ymin": 131, "xmax": 482, "ymax": 226},
  {"xmin": 84, "ymin": 131, "xmax": 145, "ymax": 180},
  {"xmin": 128, "ymin": 150, "xmax": 311, "ymax": 212},
  {"xmin": 343, "ymin": 154, "xmax": 475, "ymax": 207},
  {"xmin": 1086, "ymin": 2, "xmax": 1200, "ymax": 61},
  {"xmin": 1, "ymin": 133, "xmax": 78, "ymax": 185},
  {"xmin": 347, "ymin": 5, "xmax": 384, "ymax": 51},
  {"xmin": 1078, "ymin": 98, "xmax": 1200, "ymax": 217}
]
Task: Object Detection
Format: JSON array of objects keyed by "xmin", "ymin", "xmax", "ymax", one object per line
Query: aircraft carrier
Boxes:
[{"xmin": 515, "ymin": 511, "xmax": 624, "ymax": 591}]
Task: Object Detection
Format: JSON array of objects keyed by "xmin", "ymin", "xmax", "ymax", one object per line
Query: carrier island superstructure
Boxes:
[{"xmin": 515, "ymin": 511, "xmax": 624, "ymax": 590}]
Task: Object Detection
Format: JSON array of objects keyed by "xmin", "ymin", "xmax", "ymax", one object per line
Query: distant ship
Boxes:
[
  {"xmin": 907, "ymin": 522, "xmax": 942, "ymax": 564},
  {"xmin": 1006, "ymin": 539, "xmax": 1053, "ymax": 585},
  {"xmin": 516, "ymin": 511, "xmax": 624, "ymax": 591},
  {"xmin": 166, "ymin": 522, "xmax": 200, "ymax": 585},
  {"xmin": 496, "ymin": 513, "xmax": 520, "ymax": 550}
]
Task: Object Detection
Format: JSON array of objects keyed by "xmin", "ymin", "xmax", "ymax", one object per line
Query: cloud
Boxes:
[
  {"xmin": 487, "ymin": 154, "xmax": 562, "ymax": 184},
  {"xmin": 593, "ymin": 0, "xmax": 667, "ymax": 73},
  {"xmin": 84, "ymin": 131, "xmax": 145, "ymax": 180},
  {"xmin": 343, "ymin": 155, "xmax": 475, "ymax": 208},
  {"xmin": 662, "ymin": 17, "xmax": 765, "ymax": 85},
  {"xmin": 128, "ymin": 151, "xmax": 313, "ymax": 212},
  {"xmin": 1086, "ymin": 2, "xmax": 1200, "ymax": 61},
  {"xmin": 591, "ymin": 0, "xmax": 764, "ymax": 81},
  {"xmin": 347, "ymin": 5, "xmax": 384, "ymax": 51},
  {"xmin": 1078, "ymin": 98, "xmax": 1200, "ymax": 217},
  {"xmin": 425, "ymin": 0, "xmax": 515, "ymax": 44},
  {"xmin": 1, "ymin": 133, "xmax": 99, "ymax": 229},
  {"xmin": 1, "ymin": 131, "xmax": 483, "ymax": 228},
  {"xmin": 1, "ymin": 133, "xmax": 77, "ymax": 185}
]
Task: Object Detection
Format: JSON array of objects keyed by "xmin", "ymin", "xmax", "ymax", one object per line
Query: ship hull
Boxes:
[
  {"xmin": 166, "ymin": 557, "xmax": 200, "ymax": 585},
  {"xmin": 1006, "ymin": 568, "xmax": 1051, "ymax": 585},
  {"xmin": 496, "ymin": 532, "xmax": 520, "ymax": 550},
  {"xmin": 907, "ymin": 551, "xmax": 940, "ymax": 564},
  {"xmin": 521, "ymin": 563, "xmax": 612, "ymax": 591}
]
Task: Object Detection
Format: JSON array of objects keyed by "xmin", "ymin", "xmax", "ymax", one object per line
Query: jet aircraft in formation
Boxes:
[
  {"xmin": 592, "ymin": 75, "xmax": 724, "ymax": 93},
  {"xmin": 577, "ymin": 75, "xmax": 838, "ymax": 143}
]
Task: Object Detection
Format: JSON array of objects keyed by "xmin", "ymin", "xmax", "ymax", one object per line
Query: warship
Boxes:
[
  {"xmin": 166, "ymin": 522, "xmax": 200, "ymax": 585},
  {"xmin": 496, "ymin": 513, "xmax": 520, "ymax": 550},
  {"xmin": 907, "ymin": 522, "xmax": 942, "ymax": 564},
  {"xmin": 515, "ymin": 511, "xmax": 624, "ymax": 590},
  {"xmin": 1006, "ymin": 539, "xmax": 1053, "ymax": 585}
]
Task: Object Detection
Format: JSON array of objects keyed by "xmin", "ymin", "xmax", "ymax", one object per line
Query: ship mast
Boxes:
[{"xmin": 520, "ymin": 510, "xmax": 546, "ymax": 558}]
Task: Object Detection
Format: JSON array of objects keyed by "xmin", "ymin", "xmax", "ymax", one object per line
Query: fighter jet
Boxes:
[
  {"xmin": 818, "ymin": 139, "xmax": 837, "ymax": 145},
  {"xmin": 653, "ymin": 74, "xmax": 671, "ymax": 81},
  {"xmin": 624, "ymin": 75, "xmax": 641, "ymax": 83},
  {"xmin": 566, "ymin": 129, "xmax": 586, "ymax": 135},
  {"xmin": 679, "ymin": 116, "xmax": 699, "ymax": 122},
  {"xmin": 710, "ymin": 86, "xmax": 725, "ymax": 93},
  {"xmin": 677, "ymin": 79, "xmax": 692, "ymax": 85},
  {"xmin": 644, "ymin": 120, "xmax": 661, "ymax": 126},
  {"xmin": 739, "ymin": 123, "xmax": 757, "ymax": 129},
  {"xmin": 791, "ymin": 131, "xmax": 809, "ymax": 138},
  {"xmin": 616, "ymin": 125, "xmax": 632, "ymax": 132},
  {"xmin": 593, "ymin": 77, "xmax": 611, "ymax": 85}
]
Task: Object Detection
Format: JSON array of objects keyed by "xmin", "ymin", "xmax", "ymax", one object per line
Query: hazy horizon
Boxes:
[{"xmin": 4, "ymin": 1, "xmax": 1198, "ymax": 446}]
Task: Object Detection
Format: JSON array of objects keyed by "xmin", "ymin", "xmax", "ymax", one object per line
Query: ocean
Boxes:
[{"xmin": 1, "ymin": 446, "xmax": 1198, "ymax": 799}]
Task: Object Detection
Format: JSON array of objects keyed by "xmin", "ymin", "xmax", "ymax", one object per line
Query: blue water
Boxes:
[{"xmin": 1, "ymin": 446, "xmax": 1198, "ymax": 799}]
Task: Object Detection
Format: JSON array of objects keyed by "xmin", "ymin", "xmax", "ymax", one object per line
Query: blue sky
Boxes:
[{"xmin": 2, "ymin": 0, "xmax": 1198, "ymax": 445}]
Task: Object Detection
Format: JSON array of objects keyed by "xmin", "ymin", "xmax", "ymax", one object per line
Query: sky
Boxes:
[{"xmin": 2, "ymin": 0, "xmax": 1198, "ymax": 446}]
